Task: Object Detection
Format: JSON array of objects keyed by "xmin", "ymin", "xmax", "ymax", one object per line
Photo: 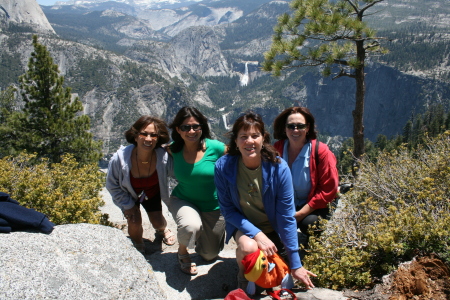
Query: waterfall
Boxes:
[{"xmin": 240, "ymin": 62, "xmax": 249, "ymax": 87}]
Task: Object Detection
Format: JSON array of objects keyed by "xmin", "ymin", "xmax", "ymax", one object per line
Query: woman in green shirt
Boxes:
[{"xmin": 168, "ymin": 107, "xmax": 226, "ymax": 275}]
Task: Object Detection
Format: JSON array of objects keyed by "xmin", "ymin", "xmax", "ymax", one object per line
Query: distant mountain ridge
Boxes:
[
  {"xmin": 1, "ymin": 0, "xmax": 449, "ymax": 155},
  {"xmin": 54, "ymin": 0, "xmax": 204, "ymax": 9}
]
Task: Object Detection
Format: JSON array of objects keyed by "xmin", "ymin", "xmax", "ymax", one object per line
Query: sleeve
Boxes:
[
  {"xmin": 273, "ymin": 140, "xmax": 285, "ymax": 157},
  {"xmin": 212, "ymin": 139, "xmax": 226, "ymax": 158},
  {"xmin": 274, "ymin": 161, "xmax": 302, "ymax": 269},
  {"xmin": 166, "ymin": 151, "xmax": 175, "ymax": 178},
  {"xmin": 105, "ymin": 153, "xmax": 136, "ymax": 211},
  {"xmin": 308, "ymin": 145, "xmax": 339, "ymax": 209},
  {"xmin": 214, "ymin": 157, "xmax": 261, "ymax": 240}
]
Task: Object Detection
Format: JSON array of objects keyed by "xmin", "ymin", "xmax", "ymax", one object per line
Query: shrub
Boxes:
[
  {"xmin": 304, "ymin": 131, "xmax": 450, "ymax": 289},
  {"xmin": 0, "ymin": 153, "xmax": 106, "ymax": 225}
]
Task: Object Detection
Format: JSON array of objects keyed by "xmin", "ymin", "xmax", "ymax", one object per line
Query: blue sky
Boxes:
[{"xmin": 37, "ymin": 0, "xmax": 70, "ymax": 5}]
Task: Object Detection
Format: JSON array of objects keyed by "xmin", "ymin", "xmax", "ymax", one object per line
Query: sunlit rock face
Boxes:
[{"xmin": 0, "ymin": 0, "xmax": 55, "ymax": 34}]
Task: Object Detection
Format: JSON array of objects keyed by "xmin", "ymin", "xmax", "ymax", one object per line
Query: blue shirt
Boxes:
[
  {"xmin": 214, "ymin": 154, "xmax": 302, "ymax": 269},
  {"xmin": 283, "ymin": 140, "xmax": 311, "ymax": 208}
]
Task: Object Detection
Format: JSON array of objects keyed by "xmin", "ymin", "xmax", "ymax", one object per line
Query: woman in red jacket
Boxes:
[{"xmin": 273, "ymin": 107, "xmax": 338, "ymax": 238}]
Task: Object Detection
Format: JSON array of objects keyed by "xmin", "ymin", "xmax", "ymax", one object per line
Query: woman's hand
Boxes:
[
  {"xmin": 124, "ymin": 205, "xmax": 140, "ymax": 223},
  {"xmin": 295, "ymin": 204, "xmax": 315, "ymax": 222},
  {"xmin": 291, "ymin": 267, "xmax": 317, "ymax": 290},
  {"xmin": 253, "ymin": 232, "xmax": 277, "ymax": 256}
]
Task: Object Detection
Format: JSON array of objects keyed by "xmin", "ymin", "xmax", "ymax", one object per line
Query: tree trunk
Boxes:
[{"xmin": 353, "ymin": 40, "xmax": 366, "ymax": 165}]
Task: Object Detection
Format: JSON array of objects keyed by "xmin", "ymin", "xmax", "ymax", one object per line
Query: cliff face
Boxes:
[
  {"xmin": 126, "ymin": 26, "xmax": 230, "ymax": 78},
  {"xmin": 298, "ymin": 64, "xmax": 433, "ymax": 140},
  {"xmin": 0, "ymin": 0, "xmax": 55, "ymax": 34}
]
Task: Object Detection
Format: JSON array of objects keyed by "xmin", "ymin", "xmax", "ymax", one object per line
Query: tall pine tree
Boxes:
[
  {"xmin": 263, "ymin": 0, "xmax": 388, "ymax": 168},
  {"xmin": 8, "ymin": 35, "xmax": 102, "ymax": 164}
]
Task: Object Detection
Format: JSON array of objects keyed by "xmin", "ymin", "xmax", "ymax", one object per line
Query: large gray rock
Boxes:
[
  {"xmin": 0, "ymin": 223, "xmax": 166, "ymax": 300},
  {"xmin": 0, "ymin": 0, "xmax": 55, "ymax": 34}
]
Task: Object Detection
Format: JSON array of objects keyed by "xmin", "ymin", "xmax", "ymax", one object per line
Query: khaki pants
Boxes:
[{"xmin": 169, "ymin": 196, "xmax": 225, "ymax": 261}]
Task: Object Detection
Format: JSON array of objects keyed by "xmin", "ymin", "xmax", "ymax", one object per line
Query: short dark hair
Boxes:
[
  {"xmin": 227, "ymin": 111, "xmax": 279, "ymax": 164},
  {"xmin": 273, "ymin": 107, "xmax": 317, "ymax": 140},
  {"xmin": 169, "ymin": 106, "xmax": 211, "ymax": 153},
  {"xmin": 124, "ymin": 116, "xmax": 170, "ymax": 147}
]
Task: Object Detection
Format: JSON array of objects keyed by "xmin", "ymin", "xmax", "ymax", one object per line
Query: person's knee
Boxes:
[
  {"xmin": 182, "ymin": 222, "xmax": 202, "ymax": 234},
  {"xmin": 237, "ymin": 238, "xmax": 258, "ymax": 256}
]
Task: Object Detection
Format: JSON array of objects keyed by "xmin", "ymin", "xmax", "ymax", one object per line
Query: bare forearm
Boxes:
[{"xmin": 295, "ymin": 204, "xmax": 315, "ymax": 222}]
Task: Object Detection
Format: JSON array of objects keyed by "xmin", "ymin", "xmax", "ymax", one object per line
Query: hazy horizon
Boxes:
[{"xmin": 37, "ymin": 0, "xmax": 69, "ymax": 5}]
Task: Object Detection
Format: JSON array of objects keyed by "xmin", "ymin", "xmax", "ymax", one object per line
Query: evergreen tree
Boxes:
[
  {"xmin": 7, "ymin": 35, "xmax": 102, "ymax": 164},
  {"xmin": 412, "ymin": 114, "xmax": 424, "ymax": 148},
  {"xmin": 375, "ymin": 134, "xmax": 388, "ymax": 151},
  {"xmin": 429, "ymin": 104, "xmax": 445, "ymax": 136},
  {"xmin": 445, "ymin": 111, "xmax": 450, "ymax": 131},
  {"xmin": 0, "ymin": 86, "xmax": 16, "ymax": 125},
  {"xmin": 402, "ymin": 120, "xmax": 413, "ymax": 146},
  {"xmin": 262, "ymin": 0, "xmax": 387, "ymax": 165},
  {"xmin": 0, "ymin": 86, "xmax": 18, "ymax": 157}
]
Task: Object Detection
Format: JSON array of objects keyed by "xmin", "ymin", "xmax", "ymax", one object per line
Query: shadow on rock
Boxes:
[{"xmin": 148, "ymin": 251, "xmax": 238, "ymax": 299}]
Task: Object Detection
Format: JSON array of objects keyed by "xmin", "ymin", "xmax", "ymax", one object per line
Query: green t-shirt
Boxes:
[{"xmin": 172, "ymin": 138, "xmax": 225, "ymax": 212}]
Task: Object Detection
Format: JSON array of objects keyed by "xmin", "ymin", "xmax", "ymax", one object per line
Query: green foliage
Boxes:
[
  {"xmin": 0, "ymin": 86, "xmax": 17, "ymax": 124},
  {"xmin": 2, "ymin": 35, "xmax": 103, "ymax": 165},
  {"xmin": 0, "ymin": 86, "xmax": 20, "ymax": 157},
  {"xmin": 337, "ymin": 104, "xmax": 450, "ymax": 176},
  {"xmin": 263, "ymin": 0, "xmax": 389, "ymax": 160},
  {"xmin": 263, "ymin": 0, "xmax": 387, "ymax": 75},
  {"xmin": 0, "ymin": 153, "xmax": 107, "ymax": 225},
  {"xmin": 0, "ymin": 51, "xmax": 23, "ymax": 87},
  {"xmin": 304, "ymin": 131, "xmax": 450, "ymax": 289}
]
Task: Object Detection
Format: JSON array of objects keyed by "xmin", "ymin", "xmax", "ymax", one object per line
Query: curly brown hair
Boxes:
[{"xmin": 124, "ymin": 116, "xmax": 170, "ymax": 147}]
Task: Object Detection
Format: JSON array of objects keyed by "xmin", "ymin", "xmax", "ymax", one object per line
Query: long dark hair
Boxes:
[
  {"xmin": 227, "ymin": 111, "xmax": 280, "ymax": 164},
  {"xmin": 124, "ymin": 116, "xmax": 170, "ymax": 147},
  {"xmin": 169, "ymin": 106, "xmax": 211, "ymax": 153},
  {"xmin": 273, "ymin": 107, "xmax": 317, "ymax": 140}
]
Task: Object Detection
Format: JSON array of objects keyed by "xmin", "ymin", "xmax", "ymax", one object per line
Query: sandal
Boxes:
[
  {"xmin": 177, "ymin": 253, "xmax": 198, "ymax": 276},
  {"xmin": 156, "ymin": 228, "xmax": 176, "ymax": 246}
]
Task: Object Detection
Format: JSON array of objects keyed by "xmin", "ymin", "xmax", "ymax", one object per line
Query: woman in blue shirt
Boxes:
[
  {"xmin": 214, "ymin": 111, "xmax": 316, "ymax": 291},
  {"xmin": 273, "ymin": 107, "xmax": 338, "ymax": 237}
]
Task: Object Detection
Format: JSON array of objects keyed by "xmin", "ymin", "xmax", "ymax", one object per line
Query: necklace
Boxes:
[{"xmin": 135, "ymin": 150, "xmax": 153, "ymax": 178}]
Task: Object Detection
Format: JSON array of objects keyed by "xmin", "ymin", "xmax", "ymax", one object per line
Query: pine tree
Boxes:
[
  {"xmin": 429, "ymin": 104, "xmax": 445, "ymax": 136},
  {"xmin": 0, "ymin": 86, "xmax": 18, "ymax": 157},
  {"xmin": 402, "ymin": 120, "xmax": 413, "ymax": 146},
  {"xmin": 263, "ymin": 0, "xmax": 388, "ymax": 166},
  {"xmin": 445, "ymin": 111, "xmax": 450, "ymax": 131},
  {"xmin": 8, "ymin": 35, "xmax": 102, "ymax": 164},
  {"xmin": 0, "ymin": 86, "xmax": 16, "ymax": 125},
  {"xmin": 375, "ymin": 134, "xmax": 388, "ymax": 151},
  {"xmin": 412, "ymin": 114, "xmax": 424, "ymax": 148}
]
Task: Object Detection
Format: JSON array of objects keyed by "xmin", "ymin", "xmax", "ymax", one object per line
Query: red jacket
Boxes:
[{"xmin": 274, "ymin": 139, "xmax": 339, "ymax": 209}]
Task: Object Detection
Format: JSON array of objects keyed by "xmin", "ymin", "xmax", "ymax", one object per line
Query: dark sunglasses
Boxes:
[
  {"xmin": 138, "ymin": 132, "xmax": 158, "ymax": 138},
  {"xmin": 179, "ymin": 124, "xmax": 202, "ymax": 132},
  {"xmin": 286, "ymin": 123, "xmax": 308, "ymax": 130}
]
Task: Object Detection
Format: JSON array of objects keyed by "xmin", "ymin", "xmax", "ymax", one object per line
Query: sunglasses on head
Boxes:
[
  {"xmin": 139, "ymin": 132, "xmax": 158, "ymax": 138},
  {"xmin": 285, "ymin": 123, "xmax": 308, "ymax": 130},
  {"xmin": 179, "ymin": 124, "xmax": 202, "ymax": 132}
]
